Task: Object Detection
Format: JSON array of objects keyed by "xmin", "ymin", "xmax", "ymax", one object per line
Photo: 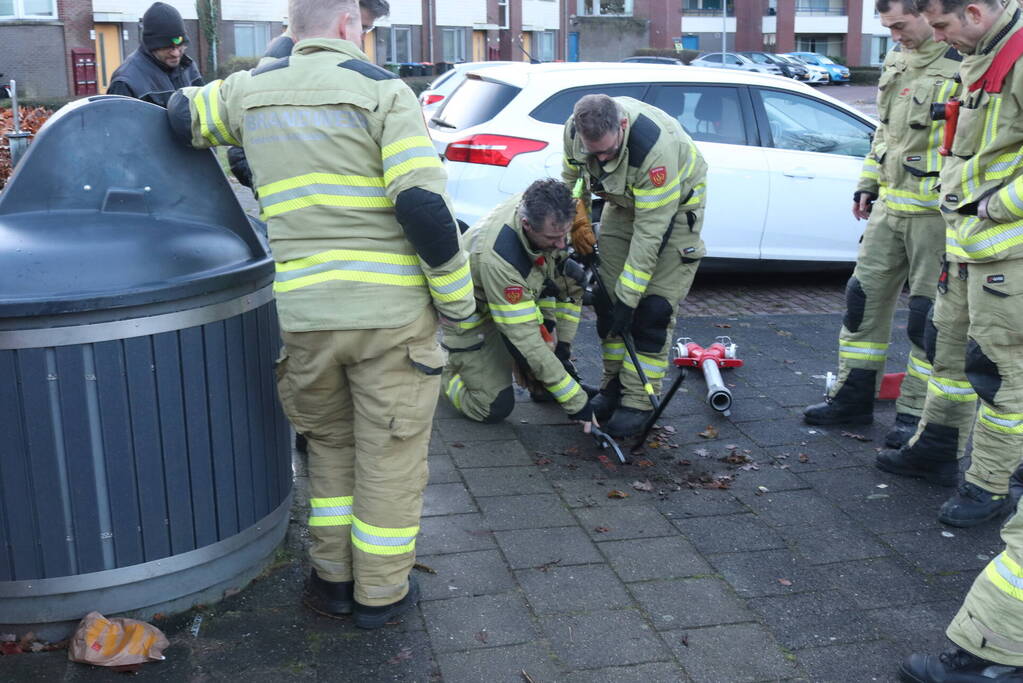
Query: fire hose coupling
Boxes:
[
  {"xmin": 930, "ymin": 99, "xmax": 960, "ymax": 157},
  {"xmin": 673, "ymin": 336, "xmax": 744, "ymax": 415}
]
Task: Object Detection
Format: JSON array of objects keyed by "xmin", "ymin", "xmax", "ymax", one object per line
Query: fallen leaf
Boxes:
[
  {"xmin": 632, "ymin": 480, "xmax": 654, "ymax": 492},
  {"xmin": 698, "ymin": 425, "xmax": 719, "ymax": 439},
  {"xmin": 636, "ymin": 459, "xmax": 654, "ymax": 468},
  {"xmin": 387, "ymin": 647, "xmax": 414, "ymax": 664},
  {"xmin": 776, "ymin": 329, "xmax": 792, "ymax": 336},
  {"xmin": 474, "ymin": 630, "xmax": 489, "ymax": 644},
  {"xmin": 414, "ymin": 562, "xmax": 438, "ymax": 574},
  {"xmin": 778, "ymin": 578, "xmax": 793, "ymax": 586},
  {"xmin": 648, "ymin": 440, "xmax": 662, "ymax": 449},
  {"xmin": 713, "ymin": 323, "xmax": 732, "ymax": 328},
  {"xmin": 722, "ymin": 452, "xmax": 751, "ymax": 465},
  {"xmin": 841, "ymin": 431, "xmax": 871, "ymax": 442},
  {"xmin": 725, "ymin": 444, "xmax": 739, "ymax": 451},
  {"xmin": 680, "ymin": 633, "xmax": 689, "ymax": 647},
  {"xmin": 679, "ymin": 459, "xmax": 692, "ymax": 466},
  {"xmin": 798, "ymin": 453, "xmax": 810, "ymax": 463},
  {"xmin": 451, "ymin": 442, "xmax": 465, "ymax": 448},
  {"xmin": 534, "ymin": 456, "xmax": 552, "ymax": 466},
  {"xmin": 607, "ymin": 489, "xmax": 629, "ymax": 499},
  {"xmin": 594, "ymin": 526, "xmax": 611, "ymax": 533},
  {"xmin": 1, "ymin": 642, "xmax": 22, "ymax": 655}
]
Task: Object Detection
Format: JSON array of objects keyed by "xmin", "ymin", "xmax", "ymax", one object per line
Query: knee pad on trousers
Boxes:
[
  {"xmin": 631, "ymin": 295, "xmax": 673, "ymax": 353},
  {"xmin": 907, "ymin": 296, "xmax": 932, "ymax": 349},
  {"xmin": 594, "ymin": 283, "xmax": 613, "ymax": 339},
  {"xmin": 923, "ymin": 304, "xmax": 938, "ymax": 363},
  {"xmin": 843, "ymin": 276, "xmax": 866, "ymax": 333},
  {"xmin": 483, "ymin": 386, "xmax": 514, "ymax": 424},
  {"xmin": 965, "ymin": 337, "xmax": 1002, "ymax": 405}
]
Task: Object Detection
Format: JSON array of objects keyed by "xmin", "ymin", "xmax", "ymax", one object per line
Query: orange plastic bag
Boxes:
[{"xmin": 68, "ymin": 611, "xmax": 169, "ymax": 667}]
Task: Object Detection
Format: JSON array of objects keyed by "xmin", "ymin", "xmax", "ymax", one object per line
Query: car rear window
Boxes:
[
  {"xmin": 529, "ymin": 84, "xmax": 649, "ymax": 125},
  {"xmin": 429, "ymin": 78, "xmax": 521, "ymax": 131}
]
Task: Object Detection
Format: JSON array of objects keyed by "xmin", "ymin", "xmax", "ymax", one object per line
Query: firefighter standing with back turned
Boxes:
[
  {"xmin": 562, "ymin": 94, "xmax": 707, "ymax": 438},
  {"xmin": 804, "ymin": 0, "xmax": 966, "ymax": 455},
  {"xmin": 165, "ymin": 0, "xmax": 475, "ymax": 629},
  {"xmin": 899, "ymin": 0, "xmax": 1023, "ymax": 679}
]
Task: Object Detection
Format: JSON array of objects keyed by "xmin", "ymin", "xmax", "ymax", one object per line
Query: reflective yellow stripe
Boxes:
[
  {"xmin": 259, "ymin": 172, "xmax": 386, "ymax": 197},
  {"xmin": 351, "ymin": 517, "xmax": 418, "ymax": 556},
  {"xmin": 195, "ymin": 80, "xmax": 240, "ymax": 146},
  {"xmin": 427, "ymin": 263, "xmax": 473, "ymax": 302},
  {"xmin": 682, "ymin": 183, "xmax": 705, "ymax": 206},
  {"xmin": 996, "ymin": 177, "xmax": 1023, "ymax": 219},
  {"xmin": 984, "ymin": 552, "xmax": 1023, "ymax": 602},
  {"xmin": 906, "ymin": 357, "xmax": 932, "ymax": 382},
  {"xmin": 623, "ymin": 352, "xmax": 668, "ymax": 380},
  {"xmin": 861, "ymin": 157, "xmax": 880, "ymax": 181},
  {"xmin": 257, "ymin": 172, "xmax": 391, "ymax": 218},
  {"xmin": 446, "ymin": 374, "xmax": 465, "ymax": 410},
  {"xmin": 619, "ymin": 264, "xmax": 651, "ymax": 293},
  {"xmin": 979, "ymin": 405, "xmax": 1023, "ymax": 434},
  {"xmin": 455, "ymin": 313, "xmax": 487, "ymax": 330},
  {"xmin": 309, "ymin": 496, "xmax": 354, "ymax": 527},
  {"xmin": 274, "ymin": 249, "xmax": 426, "ymax": 293},
  {"xmin": 985, "ymin": 148, "xmax": 1023, "ymax": 181},
  {"xmin": 489, "ymin": 301, "xmax": 539, "ymax": 325},
  {"xmin": 602, "ymin": 341, "xmax": 625, "ymax": 361},
  {"xmin": 556, "ymin": 301, "xmax": 581, "ymax": 322},
  {"xmin": 838, "ymin": 341, "xmax": 888, "ymax": 362},
  {"xmin": 382, "ymin": 135, "xmax": 443, "ymax": 185},
  {"xmin": 927, "ymin": 375, "xmax": 977, "ymax": 402},
  {"xmin": 545, "ymin": 373, "xmax": 581, "ymax": 404},
  {"xmin": 880, "ymin": 186, "xmax": 940, "ymax": 212},
  {"xmin": 949, "ymin": 216, "xmax": 1023, "ymax": 260}
]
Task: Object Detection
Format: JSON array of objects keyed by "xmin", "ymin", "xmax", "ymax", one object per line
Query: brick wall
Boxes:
[
  {"xmin": 59, "ymin": 0, "xmax": 97, "ymax": 95},
  {"xmin": 0, "ymin": 25, "xmax": 69, "ymax": 98}
]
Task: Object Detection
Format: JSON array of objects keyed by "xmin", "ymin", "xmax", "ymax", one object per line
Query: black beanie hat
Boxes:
[{"xmin": 142, "ymin": 2, "xmax": 189, "ymax": 51}]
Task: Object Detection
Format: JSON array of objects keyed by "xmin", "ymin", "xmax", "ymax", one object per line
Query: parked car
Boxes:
[
  {"xmin": 620, "ymin": 56, "xmax": 684, "ymax": 66},
  {"xmin": 690, "ymin": 52, "xmax": 781, "ymax": 75},
  {"xmin": 418, "ymin": 61, "xmax": 514, "ymax": 118},
  {"xmin": 740, "ymin": 51, "xmax": 808, "ymax": 80},
  {"xmin": 776, "ymin": 53, "xmax": 829, "ymax": 84},
  {"xmin": 427, "ymin": 62, "xmax": 875, "ymax": 265},
  {"xmin": 788, "ymin": 52, "xmax": 850, "ymax": 84}
]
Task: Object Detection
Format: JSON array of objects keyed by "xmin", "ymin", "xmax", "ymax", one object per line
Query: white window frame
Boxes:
[
  {"xmin": 0, "ymin": 0, "xmax": 57, "ymax": 20},
  {"xmin": 535, "ymin": 30, "xmax": 556, "ymax": 62},
  {"xmin": 577, "ymin": 0, "xmax": 634, "ymax": 17},
  {"xmin": 441, "ymin": 27, "xmax": 467, "ymax": 63},
  {"xmin": 498, "ymin": 0, "xmax": 509, "ymax": 29},
  {"xmin": 389, "ymin": 26, "xmax": 412, "ymax": 63},
  {"xmin": 233, "ymin": 22, "xmax": 271, "ymax": 59}
]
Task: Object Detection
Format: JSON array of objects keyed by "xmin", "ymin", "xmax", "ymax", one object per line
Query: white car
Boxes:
[
  {"xmin": 778, "ymin": 54, "xmax": 830, "ymax": 85},
  {"xmin": 427, "ymin": 62, "xmax": 876, "ymax": 265},
  {"xmin": 418, "ymin": 61, "xmax": 515, "ymax": 119},
  {"xmin": 690, "ymin": 52, "xmax": 781, "ymax": 76}
]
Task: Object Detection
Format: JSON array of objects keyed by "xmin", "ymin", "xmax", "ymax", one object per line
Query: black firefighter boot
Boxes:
[
  {"xmin": 899, "ymin": 646, "xmax": 1023, "ymax": 682},
  {"xmin": 302, "ymin": 569, "xmax": 354, "ymax": 618},
  {"xmin": 804, "ymin": 368, "xmax": 876, "ymax": 426},
  {"xmin": 606, "ymin": 406, "xmax": 653, "ymax": 438},
  {"xmin": 885, "ymin": 412, "xmax": 921, "ymax": 449},
  {"xmin": 939, "ymin": 482, "xmax": 1013, "ymax": 528},
  {"xmin": 875, "ymin": 422, "xmax": 959, "ymax": 487},
  {"xmin": 591, "ymin": 377, "xmax": 623, "ymax": 423}
]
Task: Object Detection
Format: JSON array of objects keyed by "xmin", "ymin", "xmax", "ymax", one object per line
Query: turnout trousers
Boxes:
[
  {"xmin": 946, "ymin": 497, "xmax": 1023, "ymax": 666},
  {"xmin": 905, "ymin": 258, "xmax": 978, "ymax": 458},
  {"xmin": 276, "ymin": 309, "xmax": 443, "ymax": 606},
  {"xmin": 441, "ymin": 323, "xmax": 516, "ymax": 424},
  {"xmin": 596, "ymin": 203, "xmax": 701, "ymax": 411},
  {"xmin": 831, "ymin": 204, "xmax": 946, "ymax": 416}
]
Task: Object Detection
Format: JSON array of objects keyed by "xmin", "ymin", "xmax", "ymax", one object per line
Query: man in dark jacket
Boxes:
[{"xmin": 108, "ymin": 2, "xmax": 202, "ymax": 104}]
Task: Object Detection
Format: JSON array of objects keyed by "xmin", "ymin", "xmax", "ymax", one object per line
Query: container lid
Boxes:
[{"xmin": 0, "ymin": 96, "xmax": 272, "ymax": 319}]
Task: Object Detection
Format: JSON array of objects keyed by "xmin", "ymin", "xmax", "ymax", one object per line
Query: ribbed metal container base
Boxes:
[{"xmin": 0, "ymin": 493, "xmax": 292, "ymax": 641}]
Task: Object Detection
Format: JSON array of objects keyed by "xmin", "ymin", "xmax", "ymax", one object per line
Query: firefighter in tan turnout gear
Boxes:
[
  {"xmin": 804, "ymin": 0, "xmax": 965, "ymax": 452},
  {"xmin": 899, "ymin": 0, "xmax": 1023, "ymax": 680},
  {"xmin": 562, "ymin": 94, "xmax": 707, "ymax": 438},
  {"xmin": 165, "ymin": 0, "xmax": 475, "ymax": 629},
  {"xmin": 441, "ymin": 179, "xmax": 595, "ymax": 429}
]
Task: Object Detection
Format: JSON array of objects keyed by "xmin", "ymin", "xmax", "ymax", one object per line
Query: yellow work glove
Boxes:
[{"xmin": 570, "ymin": 199, "xmax": 595, "ymax": 256}]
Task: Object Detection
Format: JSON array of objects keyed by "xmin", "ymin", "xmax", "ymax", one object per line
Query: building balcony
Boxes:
[{"xmin": 795, "ymin": 0, "xmax": 847, "ymax": 16}]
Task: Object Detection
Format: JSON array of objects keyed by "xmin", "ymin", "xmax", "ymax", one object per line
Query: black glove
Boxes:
[
  {"xmin": 568, "ymin": 399, "xmax": 593, "ymax": 423},
  {"xmin": 607, "ymin": 300, "xmax": 635, "ymax": 338},
  {"xmin": 228, "ymin": 146, "xmax": 254, "ymax": 189},
  {"xmin": 852, "ymin": 190, "xmax": 877, "ymax": 204}
]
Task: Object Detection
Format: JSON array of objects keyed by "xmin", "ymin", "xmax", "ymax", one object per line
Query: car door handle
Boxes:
[{"xmin": 782, "ymin": 167, "xmax": 816, "ymax": 179}]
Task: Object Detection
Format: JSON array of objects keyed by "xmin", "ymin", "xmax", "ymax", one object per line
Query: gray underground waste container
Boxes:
[{"xmin": 0, "ymin": 96, "xmax": 293, "ymax": 639}]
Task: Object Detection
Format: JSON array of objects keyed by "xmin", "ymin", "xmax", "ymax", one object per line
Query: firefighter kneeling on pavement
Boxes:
[
  {"xmin": 441, "ymin": 178, "xmax": 596, "ymax": 431},
  {"xmin": 562, "ymin": 94, "xmax": 707, "ymax": 438},
  {"xmin": 164, "ymin": 0, "xmax": 475, "ymax": 629}
]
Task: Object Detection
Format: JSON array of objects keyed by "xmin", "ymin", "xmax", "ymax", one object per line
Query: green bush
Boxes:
[
  {"xmin": 216, "ymin": 56, "xmax": 259, "ymax": 79},
  {"xmin": 849, "ymin": 66, "xmax": 880, "ymax": 85},
  {"xmin": 1, "ymin": 95, "xmax": 76, "ymax": 110},
  {"xmin": 632, "ymin": 47, "xmax": 699, "ymax": 64}
]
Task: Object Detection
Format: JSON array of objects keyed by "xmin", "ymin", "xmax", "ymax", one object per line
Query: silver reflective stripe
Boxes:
[
  {"xmin": 547, "ymin": 377, "xmax": 580, "ymax": 400},
  {"xmin": 930, "ymin": 378, "xmax": 976, "ymax": 396},
  {"xmin": 633, "ymin": 185, "xmax": 680, "ymax": 204},
  {"xmin": 312, "ymin": 505, "xmax": 352, "ymax": 517},
  {"xmin": 886, "ymin": 195, "xmax": 939, "ymax": 208},
  {"xmin": 620, "ymin": 269, "xmax": 648, "ymax": 286},
  {"xmin": 260, "ymin": 183, "xmax": 389, "ymax": 206},
  {"xmin": 1005, "ymin": 181, "xmax": 1023, "ymax": 213},
  {"xmin": 201, "ymin": 85, "xmax": 231, "ymax": 146},
  {"xmin": 994, "ymin": 554, "xmax": 1023, "ymax": 590},
  {"xmin": 383, "ymin": 146, "xmax": 437, "ymax": 173},
  {"xmin": 958, "ymin": 223, "xmax": 1023, "ymax": 255},
  {"xmin": 489, "ymin": 305, "xmax": 536, "ymax": 321},
  {"xmin": 988, "ymin": 154, "xmax": 1023, "ymax": 175},
  {"xmin": 908, "ymin": 358, "xmax": 932, "ymax": 376},
  {"xmin": 351, "ymin": 527, "xmax": 416, "ymax": 547},
  {"xmin": 981, "ymin": 408, "xmax": 1023, "ymax": 429},
  {"xmin": 839, "ymin": 344, "xmax": 886, "ymax": 357},
  {"xmin": 430, "ymin": 272, "xmax": 471, "ymax": 294},
  {"xmin": 275, "ymin": 259, "xmax": 422, "ymax": 283}
]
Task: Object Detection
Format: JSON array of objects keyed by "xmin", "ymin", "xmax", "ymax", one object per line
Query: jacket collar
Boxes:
[
  {"xmin": 976, "ymin": 2, "xmax": 1021, "ymax": 57},
  {"xmin": 293, "ymin": 38, "xmax": 369, "ymax": 62},
  {"xmin": 904, "ymin": 35, "xmax": 950, "ymax": 68}
]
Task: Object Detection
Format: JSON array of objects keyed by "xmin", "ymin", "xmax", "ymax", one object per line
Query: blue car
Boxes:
[{"xmin": 788, "ymin": 52, "xmax": 850, "ymax": 84}]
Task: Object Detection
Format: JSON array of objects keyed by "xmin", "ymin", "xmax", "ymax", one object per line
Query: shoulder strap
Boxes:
[{"xmin": 970, "ymin": 27, "xmax": 1023, "ymax": 94}]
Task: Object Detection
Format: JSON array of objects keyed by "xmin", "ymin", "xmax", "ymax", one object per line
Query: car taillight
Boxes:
[
  {"xmin": 444, "ymin": 135, "xmax": 548, "ymax": 167},
  {"xmin": 422, "ymin": 94, "xmax": 444, "ymax": 105}
]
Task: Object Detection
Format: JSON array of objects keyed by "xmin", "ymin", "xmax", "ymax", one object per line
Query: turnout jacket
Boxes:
[
  {"xmin": 444, "ymin": 195, "xmax": 588, "ymax": 416},
  {"xmin": 108, "ymin": 48, "xmax": 202, "ymax": 104},
  {"xmin": 167, "ymin": 38, "xmax": 474, "ymax": 332},
  {"xmin": 562, "ymin": 97, "xmax": 708, "ymax": 308},
  {"xmin": 856, "ymin": 37, "xmax": 961, "ymax": 216},
  {"xmin": 941, "ymin": 2, "xmax": 1023, "ymax": 263}
]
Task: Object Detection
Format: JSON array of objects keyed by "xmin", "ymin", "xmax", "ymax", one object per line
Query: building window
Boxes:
[
  {"xmin": 795, "ymin": 0, "xmax": 847, "ymax": 15},
  {"xmin": 0, "ymin": 0, "xmax": 56, "ymax": 19},
  {"xmin": 535, "ymin": 31, "xmax": 556, "ymax": 62},
  {"xmin": 233, "ymin": 22, "xmax": 271, "ymax": 58},
  {"xmin": 442, "ymin": 27, "xmax": 467, "ymax": 63},
  {"xmin": 388, "ymin": 26, "xmax": 412, "ymax": 63},
  {"xmin": 681, "ymin": 0, "xmax": 734, "ymax": 16},
  {"xmin": 796, "ymin": 35, "xmax": 845, "ymax": 58},
  {"xmin": 870, "ymin": 35, "xmax": 890, "ymax": 65},
  {"xmin": 578, "ymin": 0, "xmax": 634, "ymax": 17},
  {"xmin": 498, "ymin": 0, "xmax": 509, "ymax": 29}
]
